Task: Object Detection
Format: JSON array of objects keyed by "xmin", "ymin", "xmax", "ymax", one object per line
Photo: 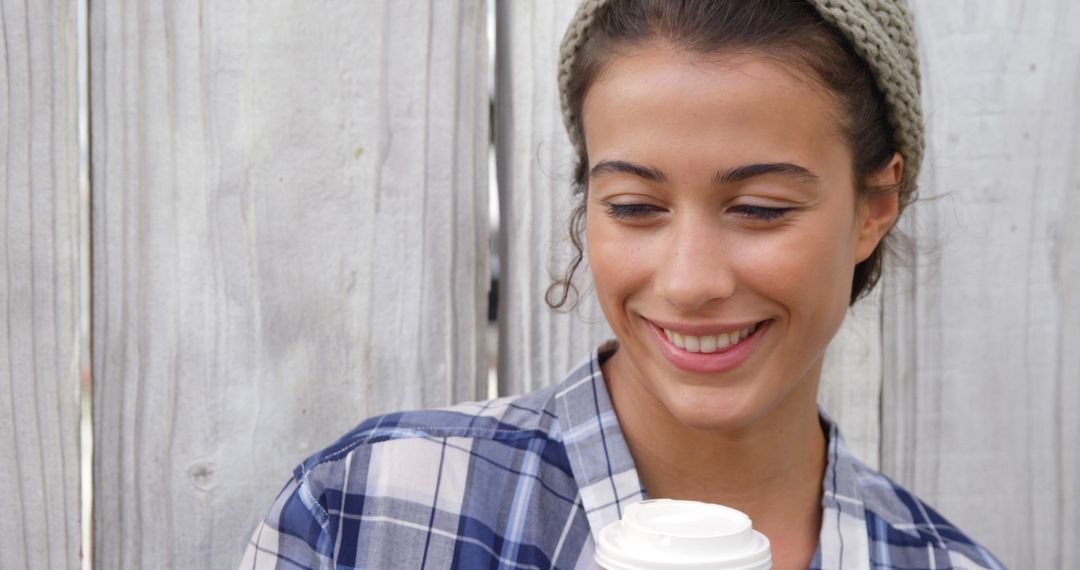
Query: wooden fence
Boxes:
[{"xmin": 2, "ymin": 0, "xmax": 1077, "ymax": 568}]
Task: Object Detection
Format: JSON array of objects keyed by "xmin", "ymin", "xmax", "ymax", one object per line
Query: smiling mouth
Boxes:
[{"xmin": 659, "ymin": 322, "xmax": 764, "ymax": 354}]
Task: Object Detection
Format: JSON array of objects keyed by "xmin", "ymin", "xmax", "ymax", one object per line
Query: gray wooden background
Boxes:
[{"xmin": 2, "ymin": 0, "xmax": 1077, "ymax": 568}]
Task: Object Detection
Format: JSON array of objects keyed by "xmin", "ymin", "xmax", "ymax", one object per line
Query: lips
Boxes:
[{"xmin": 647, "ymin": 319, "xmax": 770, "ymax": 374}]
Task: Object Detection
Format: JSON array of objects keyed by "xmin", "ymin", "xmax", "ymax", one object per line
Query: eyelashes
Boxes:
[
  {"xmin": 604, "ymin": 202, "xmax": 794, "ymax": 222},
  {"xmin": 604, "ymin": 203, "xmax": 663, "ymax": 219},
  {"xmin": 728, "ymin": 204, "xmax": 794, "ymax": 222}
]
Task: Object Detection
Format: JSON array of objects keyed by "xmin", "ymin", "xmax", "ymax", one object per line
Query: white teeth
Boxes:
[{"xmin": 662, "ymin": 322, "xmax": 761, "ymax": 353}]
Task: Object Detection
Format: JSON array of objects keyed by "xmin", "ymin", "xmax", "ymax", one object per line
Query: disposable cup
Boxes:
[{"xmin": 594, "ymin": 499, "xmax": 772, "ymax": 569}]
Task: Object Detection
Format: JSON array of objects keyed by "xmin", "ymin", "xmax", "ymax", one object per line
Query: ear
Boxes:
[{"xmin": 854, "ymin": 152, "xmax": 903, "ymax": 263}]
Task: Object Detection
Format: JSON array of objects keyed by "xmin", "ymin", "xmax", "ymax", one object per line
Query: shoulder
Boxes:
[
  {"xmin": 287, "ymin": 382, "xmax": 571, "ymax": 511},
  {"xmin": 297, "ymin": 382, "xmax": 567, "ymax": 478},
  {"xmin": 242, "ymin": 384, "xmax": 589, "ymax": 569},
  {"xmin": 843, "ymin": 455, "xmax": 1006, "ymax": 569}
]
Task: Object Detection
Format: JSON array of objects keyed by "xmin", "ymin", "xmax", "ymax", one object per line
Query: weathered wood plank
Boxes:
[
  {"xmin": 495, "ymin": 0, "xmax": 883, "ymax": 466},
  {"xmin": 882, "ymin": 2, "xmax": 1080, "ymax": 567},
  {"xmin": 495, "ymin": 0, "xmax": 613, "ymax": 395},
  {"xmin": 0, "ymin": 0, "xmax": 82, "ymax": 568},
  {"xmin": 89, "ymin": 1, "xmax": 488, "ymax": 567}
]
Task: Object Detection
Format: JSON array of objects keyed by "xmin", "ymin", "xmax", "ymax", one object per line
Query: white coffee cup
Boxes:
[{"xmin": 594, "ymin": 499, "xmax": 772, "ymax": 569}]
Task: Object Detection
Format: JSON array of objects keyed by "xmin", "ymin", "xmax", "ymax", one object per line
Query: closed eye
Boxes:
[
  {"xmin": 605, "ymin": 203, "xmax": 664, "ymax": 220},
  {"xmin": 730, "ymin": 204, "xmax": 793, "ymax": 222}
]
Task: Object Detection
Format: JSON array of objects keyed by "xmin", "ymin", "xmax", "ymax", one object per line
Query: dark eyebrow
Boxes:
[
  {"xmin": 590, "ymin": 160, "xmax": 668, "ymax": 183},
  {"xmin": 714, "ymin": 162, "xmax": 820, "ymax": 185},
  {"xmin": 589, "ymin": 160, "xmax": 819, "ymax": 186}
]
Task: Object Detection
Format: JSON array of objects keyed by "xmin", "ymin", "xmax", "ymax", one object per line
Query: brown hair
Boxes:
[{"xmin": 547, "ymin": 0, "xmax": 913, "ymax": 309}]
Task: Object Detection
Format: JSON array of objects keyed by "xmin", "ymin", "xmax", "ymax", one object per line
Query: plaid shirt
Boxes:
[{"xmin": 242, "ymin": 343, "xmax": 1005, "ymax": 569}]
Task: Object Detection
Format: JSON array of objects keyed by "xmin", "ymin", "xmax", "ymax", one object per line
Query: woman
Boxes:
[{"xmin": 243, "ymin": 1, "xmax": 1003, "ymax": 568}]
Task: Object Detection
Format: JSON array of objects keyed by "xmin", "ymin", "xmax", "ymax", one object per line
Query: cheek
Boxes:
[
  {"xmin": 585, "ymin": 211, "xmax": 658, "ymax": 318},
  {"xmin": 731, "ymin": 220, "xmax": 856, "ymax": 319}
]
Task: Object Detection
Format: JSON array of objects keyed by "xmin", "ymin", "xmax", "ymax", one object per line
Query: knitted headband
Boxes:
[{"xmin": 558, "ymin": 0, "xmax": 925, "ymax": 187}]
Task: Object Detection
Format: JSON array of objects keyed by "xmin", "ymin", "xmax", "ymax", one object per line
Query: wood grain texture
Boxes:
[
  {"xmin": 0, "ymin": 0, "xmax": 82, "ymax": 568},
  {"xmin": 495, "ymin": 0, "xmax": 883, "ymax": 466},
  {"xmin": 495, "ymin": 0, "xmax": 613, "ymax": 396},
  {"xmin": 882, "ymin": 1, "xmax": 1080, "ymax": 567},
  {"xmin": 89, "ymin": 1, "xmax": 488, "ymax": 567}
]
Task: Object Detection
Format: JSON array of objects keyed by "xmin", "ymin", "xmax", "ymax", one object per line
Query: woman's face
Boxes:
[{"xmin": 583, "ymin": 44, "xmax": 899, "ymax": 431}]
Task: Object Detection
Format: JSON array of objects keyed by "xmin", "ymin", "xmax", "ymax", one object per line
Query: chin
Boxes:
[{"xmin": 663, "ymin": 386, "xmax": 767, "ymax": 432}]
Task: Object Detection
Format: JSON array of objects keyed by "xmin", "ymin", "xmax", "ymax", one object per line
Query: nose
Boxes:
[{"xmin": 654, "ymin": 214, "xmax": 737, "ymax": 312}]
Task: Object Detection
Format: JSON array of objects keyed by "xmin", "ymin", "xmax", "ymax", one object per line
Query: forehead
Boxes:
[{"xmin": 581, "ymin": 44, "xmax": 850, "ymax": 178}]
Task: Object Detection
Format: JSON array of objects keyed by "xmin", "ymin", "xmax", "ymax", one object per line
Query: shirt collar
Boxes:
[
  {"xmin": 552, "ymin": 342, "xmax": 906, "ymax": 562},
  {"xmin": 553, "ymin": 341, "xmax": 645, "ymax": 540}
]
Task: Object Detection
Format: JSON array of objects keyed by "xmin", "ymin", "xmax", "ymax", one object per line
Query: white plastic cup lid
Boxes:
[{"xmin": 594, "ymin": 499, "xmax": 772, "ymax": 570}]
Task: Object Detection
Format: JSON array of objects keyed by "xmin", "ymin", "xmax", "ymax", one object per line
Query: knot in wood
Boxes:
[{"xmin": 187, "ymin": 462, "xmax": 217, "ymax": 492}]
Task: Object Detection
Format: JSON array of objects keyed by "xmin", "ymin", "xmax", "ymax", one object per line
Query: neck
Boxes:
[{"xmin": 604, "ymin": 350, "xmax": 827, "ymax": 567}]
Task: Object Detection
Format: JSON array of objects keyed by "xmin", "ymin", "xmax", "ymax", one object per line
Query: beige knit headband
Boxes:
[{"xmin": 557, "ymin": 0, "xmax": 925, "ymax": 187}]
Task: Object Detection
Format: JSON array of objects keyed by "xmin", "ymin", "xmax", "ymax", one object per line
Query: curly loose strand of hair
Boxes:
[{"xmin": 545, "ymin": 198, "xmax": 589, "ymax": 311}]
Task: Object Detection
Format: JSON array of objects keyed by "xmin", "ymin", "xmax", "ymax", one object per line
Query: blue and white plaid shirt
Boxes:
[{"xmin": 242, "ymin": 343, "xmax": 1004, "ymax": 569}]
